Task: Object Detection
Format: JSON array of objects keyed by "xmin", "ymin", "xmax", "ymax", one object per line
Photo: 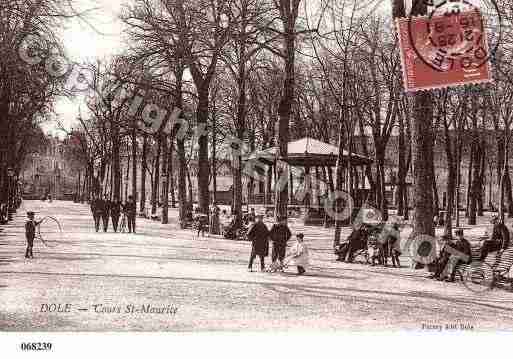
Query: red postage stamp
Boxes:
[{"xmin": 396, "ymin": 6, "xmax": 493, "ymax": 92}]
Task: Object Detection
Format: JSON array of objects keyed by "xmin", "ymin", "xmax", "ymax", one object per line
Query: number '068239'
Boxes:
[{"xmin": 20, "ymin": 342, "xmax": 53, "ymax": 351}]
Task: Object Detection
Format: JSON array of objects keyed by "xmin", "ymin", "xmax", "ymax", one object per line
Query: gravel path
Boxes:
[{"xmin": 1, "ymin": 200, "xmax": 513, "ymax": 331}]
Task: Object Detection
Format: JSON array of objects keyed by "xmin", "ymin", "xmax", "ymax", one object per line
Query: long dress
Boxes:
[
  {"xmin": 210, "ymin": 208, "xmax": 221, "ymax": 235},
  {"xmin": 285, "ymin": 242, "xmax": 309, "ymax": 268}
]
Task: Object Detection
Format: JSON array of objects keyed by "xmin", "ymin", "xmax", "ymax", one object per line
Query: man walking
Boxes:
[
  {"xmin": 91, "ymin": 195, "xmax": 102, "ymax": 232},
  {"xmin": 269, "ymin": 216, "xmax": 291, "ymax": 271},
  {"xmin": 101, "ymin": 195, "xmax": 111, "ymax": 232},
  {"xmin": 247, "ymin": 214, "xmax": 270, "ymax": 272},
  {"xmin": 110, "ymin": 200, "xmax": 122, "ymax": 232},
  {"xmin": 124, "ymin": 195, "xmax": 137, "ymax": 234}
]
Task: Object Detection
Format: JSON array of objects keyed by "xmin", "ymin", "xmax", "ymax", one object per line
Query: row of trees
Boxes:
[
  {"xmin": 0, "ymin": 0, "xmax": 92, "ymax": 208},
  {"xmin": 52, "ymin": 0, "xmax": 513, "ymax": 243}
]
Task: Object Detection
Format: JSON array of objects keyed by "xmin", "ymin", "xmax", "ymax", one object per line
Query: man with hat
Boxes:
[
  {"xmin": 269, "ymin": 216, "xmax": 292, "ymax": 270},
  {"xmin": 100, "ymin": 194, "xmax": 111, "ymax": 232},
  {"xmin": 124, "ymin": 195, "xmax": 137, "ymax": 234},
  {"xmin": 25, "ymin": 211, "xmax": 42, "ymax": 259},
  {"xmin": 90, "ymin": 194, "xmax": 103, "ymax": 232},
  {"xmin": 480, "ymin": 215, "xmax": 510, "ymax": 260},
  {"xmin": 430, "ymin": 229, "xmax": 471, "ymax": 282},
  {"xmin": 247, "ymin": 214, "xmax": 270, "ymax": 272}
]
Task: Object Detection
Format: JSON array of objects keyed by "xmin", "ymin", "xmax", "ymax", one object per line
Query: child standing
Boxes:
[
  {"xmin": 285, "ymin": 233, "xmax": 309, "ymax": 275},
  {"xmin": 25, "ymin": 212, "xmax": 42, "ymax": 259}
]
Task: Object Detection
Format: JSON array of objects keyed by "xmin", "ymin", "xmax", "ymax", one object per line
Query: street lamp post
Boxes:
[{"xmin": 7, "ymin": 167, "xmax": 14, "ymax": 221}]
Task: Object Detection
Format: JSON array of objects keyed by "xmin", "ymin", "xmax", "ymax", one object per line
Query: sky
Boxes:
[
  {"xmin": 45, "ymin": 0, "xmax": 400, "ymax": 137},
  {"xmin": 45, "ymin": 0, "xmax": 125, "ymax": 136}
]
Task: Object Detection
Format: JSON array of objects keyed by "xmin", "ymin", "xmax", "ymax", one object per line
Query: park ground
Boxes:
[{"xmin": 1, "ymin": 200, "xmax": 513, "ymax": 331}]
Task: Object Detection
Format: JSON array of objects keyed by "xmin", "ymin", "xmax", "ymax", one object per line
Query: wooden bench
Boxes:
[{"xmin": 456, "ymin": 246, "xmax": 513, "ymax": 290}]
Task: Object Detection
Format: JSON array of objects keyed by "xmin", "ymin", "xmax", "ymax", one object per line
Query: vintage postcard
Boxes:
[{"xmin": 1, "ymin": 0, "xmax": 512, "ymax": 357}]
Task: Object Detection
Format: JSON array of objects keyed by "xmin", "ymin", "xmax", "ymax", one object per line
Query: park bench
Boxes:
[{"xmin": 455, "ymin": 245, "xmax": 513, "ymax": 290}]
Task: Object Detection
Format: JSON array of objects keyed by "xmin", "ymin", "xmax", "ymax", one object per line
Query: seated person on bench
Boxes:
[
  {"xmin": 480, "ymin": 215, "xmax": 510, "ymax": 261},
  {"xmin": 224, "ymin": 211, "xmax": 243, "ymax": 239},
  {"xmin": 431, "ymin": 229, "xmax": 471, "ymax": 282},
  {"xmin": 335, "ymin": 224, "xmax": 369, "ymax": 262}
]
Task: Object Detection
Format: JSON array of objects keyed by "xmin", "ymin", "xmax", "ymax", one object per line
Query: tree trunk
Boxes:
[
  {"xmin": 265, "ymin": 165, "xmax": 272, "ymax": 205},
  {"xmin": 140, "ymin": 134, "xmax": 148, "ymax": 214},
  {"xmin": 162, "ymin": 134, "xmax": 169, "ymax": 224},
  {"xmin": 151, "ymin": 138, "xmax": 161, "ymax": 216},
  {"xmin": 187, "ymin": 167, "xmax": 194, "ymax": 206},
  {"xmin": 397, "ymin": 110, "xmax": 407, "ymax": 216},
  {"xmin": 112, "ymin": 125, "xmax": 121, "ymax": 203},
  {"xmin": 443, "ymin": 118, "xmax": 456, "ymax": 237},
  {"xmin": 334, "ymin": 118, "xmax": 346, "ymax": 248},
  {"xmin": 196, "ymin": 90, "xmax": 210, "ymax": 215},
  {"xmin": 477, "ymin": 140, "xmax": 486, "ymax": 216},
  {"xmin": 505, "ymin": 165, "xmax": 513, "ymax": 218},
  {"xmin": 275, "ymin": 18, "xmax": 297, "ymax": 220},
  {"xmin": 169, "ymin": 138, "xmax": 176, "ymax": 208},
  {"xmin": 466, "ymin": 148, "xmax": 473, "ymax": 217},
  {"xmin": 131, "ymin": 124, "xmax": 138, "ymax": 202},
  {"xmin": 412, "ymin": 91, "xmax": 435, "ymax": 237},
  {"xmin": 468, "ymin": 139, "xmax": 481, "ymax": 225}
]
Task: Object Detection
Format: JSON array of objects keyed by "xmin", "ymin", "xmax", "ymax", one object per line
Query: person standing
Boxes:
[
  {"xmin": 210, "ymin": 204, "xmax": 221, "ymax": 235},
  {"xmin": 247, "ymin": 214, "xmax": 270, "ymax": 272},
  {"xmin": 248, "ymin": 208, "xmax": 256, "ymax": 223},
  {"xmin": 285, "ymin": 233, "xmax": 309, "ymax": 275},
  {"xmin": 110, "ymin": 200, "xmax": 122, "ymax": 232},
  {"xmin": 91, "ymin": 195, "xmax": 102, "ymax": 232},
  {"xmin": 124, "ymin": 195, "xmax": 137, "ymax": 234},
  {"xmin": 480, "ymin": 215, "xmax": 510, "ymax": 260},
  {"xmin": 25, "ymin": 212, "xmax": 42, "ymax": 259},
  {"xmin": 101, "ymin": 195, "xmax": 111, "ymax": 232},
  {"xmin": 269, "ymin": 217, "xmax": 292, "ymax": 271}
]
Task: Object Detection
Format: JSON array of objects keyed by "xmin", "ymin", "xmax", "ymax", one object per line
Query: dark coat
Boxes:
[
  {"xmin": 25, "ymin": 220, "xmax": 37, "ymax": 240},
  {"xmin": 124, "ymin": 201, "xmax": 137, "ymax": 217},
  {"xmin": 269, "ymin": 223, "xmax": 291, "ymax": 246},
  {"xmin": 101, "ymin": 200, "xmax": 111, "ymax": 217},
  {"xmin": 453, "ymin": 237, "xmax": 472, "ymax": 264},
  {"xmin": 492, "ymin": 223, "xmax": 510, "ymax": 250},
  {"xmin": 248, "ymin": 221, "xmax": 270, "ymax": 256},
  {"xmin": 347, "ymin": 227, "xmax": 367, "ymax": 251},
  {"xmin": 91, "ymin": 199, "xmax": 105, "ymax": 215},
  {"xmin": 110, "ymin": 202, "xmax": 121, "ymax": 218}
]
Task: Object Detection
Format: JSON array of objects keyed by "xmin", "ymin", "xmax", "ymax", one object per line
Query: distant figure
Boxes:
[
  {"xmin": 196, "ymin": 214, "xmax": 208, "ymax": 237},
  {"xmin": 110, "ymin": 200, "xmax": 122, "ymax": 232},
  {"xmin": 90, "ymin": 195, "xmax": 102, "ymax": 232},
  {"xmin": 224, "ymin": 210, "xmax": 243, "ymax": 239},
  {"xmin": 101, "ymin": 195, "xmax": 111, "ymax": 232},
  {"xmin": 25, "ymin": 211, "xmax": 42, "ymax": 259},
  {"xmin": 210, "ymin": 204, "xmax": 221, "ymax": 235},
  {"xmin": 248, "ymin": 208, "xmax": 256, "ymax": 223},
  {"xmin": 247, "ymin": 214, "xmax": 270, "ymax": 272},
  {"xmin": 335, "ymin": 224, "xmax": 368, "ymax": 263},
  {"xmin": 480, "ymin": 215, "xmax": 510, "ymax": 260},
  {"xmin": 285, "ymin": 233, "xmax": 309, "ymax": 275},
  {"xmin": 124, "ymin": 195, "xmax": 137, "ymax": 234},
  {"xmin": 269, "ymin": 217, "xmax": 292, "ymax": 270}
]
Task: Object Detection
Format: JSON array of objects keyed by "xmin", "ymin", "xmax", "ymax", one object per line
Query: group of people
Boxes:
[
  {"xmin": 430, "ymin": 215, "xmax": 511, "ymax": 282},
  {"xmin": 335, "ymin": 222, "xmax": 402, "ymax": 267},
  {"xmin": 246, "ymin": 215, "xmax": 309, "ymax": 275},
  {"xmin": 90, "ymin": 195, "xmax": 137, "ymax": 233}
]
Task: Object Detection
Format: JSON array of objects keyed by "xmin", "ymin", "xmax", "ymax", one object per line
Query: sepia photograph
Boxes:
[{"xmin": 1, "ymin": 0, "xmax": 513, "ymax": 356}]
